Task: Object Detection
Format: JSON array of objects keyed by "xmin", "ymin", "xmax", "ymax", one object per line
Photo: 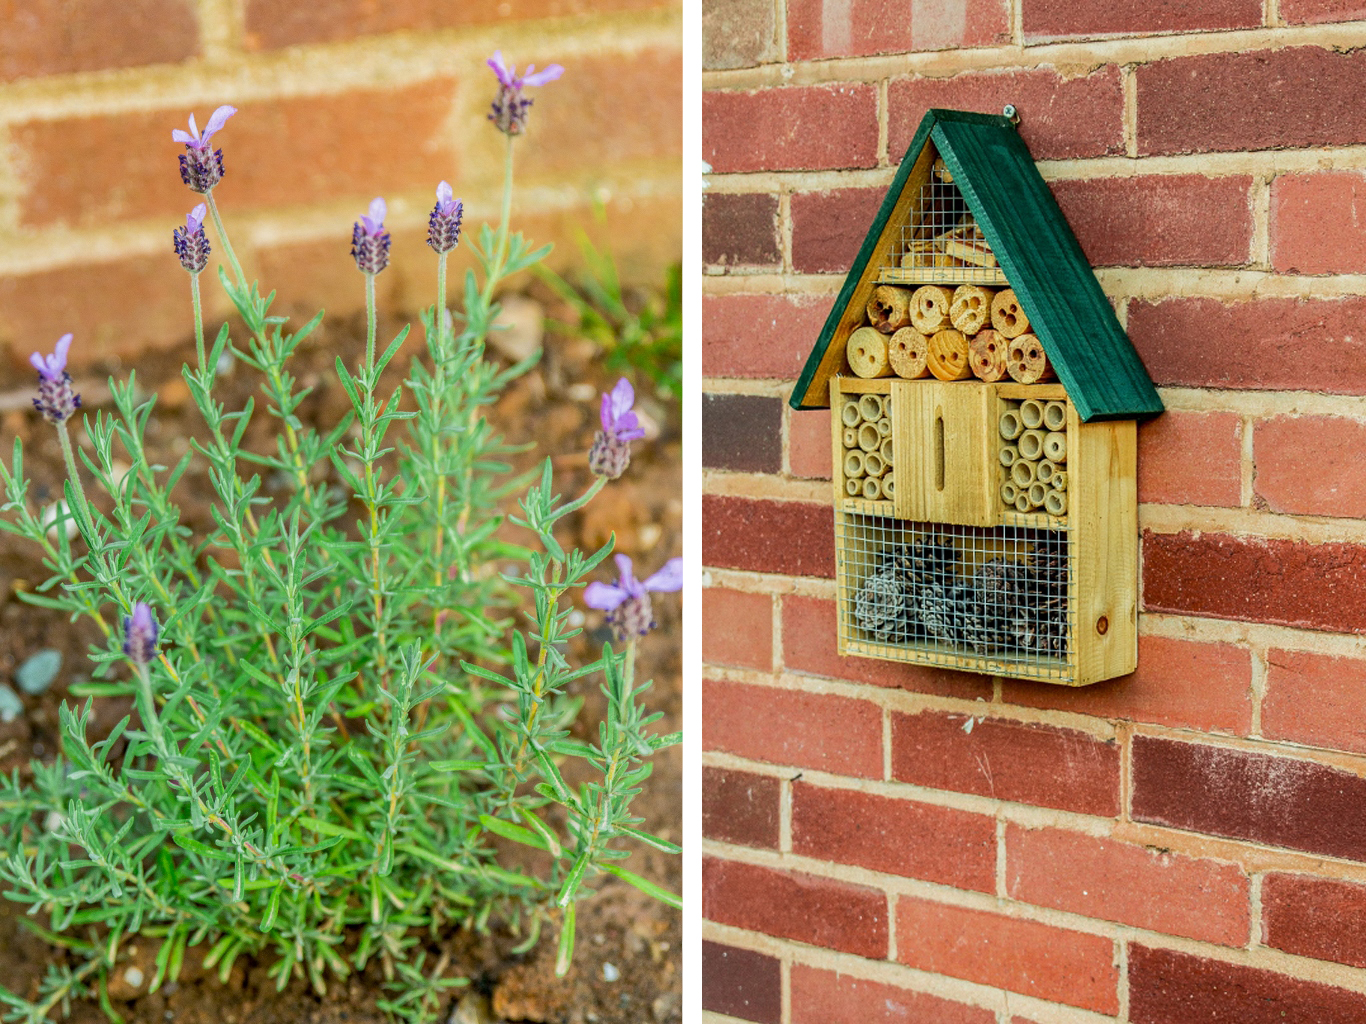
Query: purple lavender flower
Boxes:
[
  {"xmin": 584, "ymin": 554, "xmax": 683, "ymax": 643},
  {"xmin": 427, "ymin": 181, "xmax": 464, "ymax": 254},
  {"xmin": 588, "ymin": 378, "xmax": 647, "ymax": 480},
  {"xmin": 172, "ymin": 105, "xmax": 236, "ymax": 194},
  {"xmin": 351, "ymin": 197, "xmax": 391, "ymax": 275},
  {"xmin": 172, "ymin": 203, "xmax": 211, "ymax": 274},
  {"xmin": 29, "ymin": 333, "xmax": 81, "ymax": 425},
  {"xmin": 122, "ymin": 602, "xmax": 159, "ymax": 667},
  {"xmin": 487, "ymin": 50, "xmax": 563, "ymax": 136}
]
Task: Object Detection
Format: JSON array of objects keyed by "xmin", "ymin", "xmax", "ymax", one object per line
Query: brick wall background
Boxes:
[
  {"xmin": 702, "ymin": 3, "xmax": 1366, "ymax": 1022},
  {"xmin": 0, "ymin": 0, "xmax": 681, "ymax": 373}
]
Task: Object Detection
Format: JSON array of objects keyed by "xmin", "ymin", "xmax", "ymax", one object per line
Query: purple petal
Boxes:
[
  {"xmin": 584, "ymin": 581, "xmax": 628, "ymax": 610},
  {"xmin": 599, "ymin": 391, "xmax": 613, "ymax": 432},
  {"xmin": 28, "ymin": 352, "xmax": 45, "ymax": 374},
  {"xmin": 614, "ymin": 410, "xmax": 640, "ymax": 435},
  {"xmin": 607, "ymin": 378, "xmax": 635, "ymax": 423},
  {"xmin": 187, "ymin": 203, "xmax": 207, "ymax": 231},
  {"xmin": 53, "ymin": 333, "xmax": 72, "ymax": 370},
  {"xmin": 186, "ymin": 112, "xmax": 200, "ymax": 141},
  {"xmin": 436, "ymin": 180, "xmax": 453, "ymax": 204},
  {"xmin": 642, "ymin": 557, "xmax": 683, "ymax": 594},
  {"xmin": 522, "ymin": 64, "xmax": 564, "ymax": 87},
  {"xmin": 171, "ymin": 128, "xmax": 195, "ymax": 144},
  {"xmin": 201, "ymin": 105, "xmax": 236, "ymax": 142},
  {"xmin": 367, "ymin": 197, "xmax": 387, "ymax": 227},
  {"xmin": 615, "ymin": 425, "xmax": 647, "ymax": 442},
  {"xmin": 613, "ymin": 553, "xmax": 646, "ymax": 597},
  {"xmin": 487, "ymin": 51, "xmax": 515, "ymax": 87}
]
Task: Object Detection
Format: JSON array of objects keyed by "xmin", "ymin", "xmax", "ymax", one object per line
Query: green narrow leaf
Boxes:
[
  {"xmin": 616, "ymin": 826, "xmax": 682, "ymax": 854},
  {"xmin": 298, "ymin": 816, "xmax": 364, "ymax": 842},
  {"xmin": 262, "ymin": 885, "xmax": 282, "ymax": 931},
  {"xmin": 478, "ymin": 814, "xmax": 548, "ymax": 851},
  {"xmin": 556, "ymin": 853, "xmax": 589, "ymax": 908},
  {"xmin": 602, "ymin": 864, "xmax": 682, "ymax": 909},
  {"xmin": 514, "ymin": 806, "xmax": 562, "ymax": 858},
  {"xmin": 555, "ymin": 904, "xmax": 576, "ymax": 978}
]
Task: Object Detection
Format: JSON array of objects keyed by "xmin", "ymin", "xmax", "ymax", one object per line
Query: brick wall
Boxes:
[
  {"xmin": 702, "ymin": 4, "xmax": 1366, "ymax": 1022},
  {"xmin": 0, "ymin": 0, "xmax": 681, "ymax": 372}
]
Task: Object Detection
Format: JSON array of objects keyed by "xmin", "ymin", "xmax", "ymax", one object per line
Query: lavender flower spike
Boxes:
[
  {"xmin": 487, "ymin": 50, "xmax": 564, "ymax": 136},
  {"xmin": 589, "ymin": 377, "xmax": 646, "ymax": 480},
  {"xmin": 172, "ymin": 203, "xmax": 211, "ymax": 274},
  {"xmin": 123, "ymin": 602, "xmax": 159, "ymax": 668},
  {"xmin": 352, "ymin": 197, "xmax": 391, "ymax": 275},
  {"xmin": 584, "ymin": 554, "xmax": 683, "ymax": 643},
  {"xmin": 427, "ymin": 181, "xmax": 464, "ymax": 254},
  {"xmin": 30, "ymin": 333, "xmax": 81, "ymax": 424},
  {"xmin": 173, "ymin": 104, "xmax": 236, "ymax": 193}
]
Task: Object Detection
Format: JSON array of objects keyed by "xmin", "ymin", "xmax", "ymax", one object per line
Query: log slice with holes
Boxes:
[
  {"xmin": 949, "ymin": 285, "xmax": 994, "ymax": 335},
  {"xmin": 926, "ymin": 329, "xmax": 972, "ymax": 381},
  {"xmin": 847, "ymin": 326, "xmax": 893, "ymax": 378},
  {"xmin": 910, "ymin": 285, "xmax": 953, "ymax": 334},
  {"xmin": 1006, "ymin": 334, "xmax": 1054, "ymax": 384},
  {"xmin": 888, "ymin": 327, "xmax": 930, "ymax": 379},
  {"xmin": 866, "ymin": 285, "xmax": 913, "ymax": 334},
  {"xmin": 990, "ymin": 288, "xmax": 1030, "ymax": 339},
  {"xmin": 969, "ymin": 329, "xmax": 1007, "ymax": 382}
]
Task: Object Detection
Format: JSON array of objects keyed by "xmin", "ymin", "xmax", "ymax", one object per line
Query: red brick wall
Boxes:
[
  {"xmin": 0, "ymin": 1, "xmax": 681, "ymax": 372},
  {"xmin": 702, "ymin": 4, "xmax": 1366, "ymax": 1021}
]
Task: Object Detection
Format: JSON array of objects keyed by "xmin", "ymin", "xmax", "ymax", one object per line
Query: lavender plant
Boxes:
[{"xmin": 0, "ymin": 53, "xmax": 679, "ymax": 1024}]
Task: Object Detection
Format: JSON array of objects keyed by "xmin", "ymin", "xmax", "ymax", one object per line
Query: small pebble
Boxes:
[
  {"xmin": 601, "ymin": 962, "xmax": 620, "ymax": 983},
  {"xmin": 44, "ymin": 811, "xmax": 63, "ymax": 833},
  {"xmin": 41, "ymin": 501, "xmax": 77, "ymax": 542},
  {"xmin": 16, "ymin": 648, "xmax": 61, "ymax": 695},
  {"xmin": 0, "ymin": 685, "xmax": 22, "ymax": 723},
  {"xmin": 123, "ymin": 966, "xmax": 144, "ymax": 989},
  {"xmin": 651, "ymin": 993, "xmax": 681, "ymax": 1023}
]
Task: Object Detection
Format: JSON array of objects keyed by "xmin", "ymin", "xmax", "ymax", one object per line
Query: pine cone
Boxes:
[{"xmin": 854, "ymin": 568, "xmax": 906, "ymax": 641}]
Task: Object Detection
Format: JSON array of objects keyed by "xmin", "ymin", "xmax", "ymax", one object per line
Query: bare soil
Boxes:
[{"xmin": 0, "ymin": 296, "xmax": 681, "ymax": 1024}]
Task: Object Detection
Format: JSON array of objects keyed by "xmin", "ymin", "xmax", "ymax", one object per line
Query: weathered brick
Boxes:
[
  {"xmin": 895, "ymin": 896, "xmax": 1119, "ymax": 1014},
  {"xmin": 705, "ymin": 85, "xmax": 879, "ymax": 173},
  {"xmin": 1137, "ymin": 48, "xmax": 1366, "ymax": 156},
  {"xmin": 1128, "ymin": 296, "xmax": 1366, "ymax": 394},
  {"xmin": 1, "ymin": 0, "xmax": 198, "ymax": 81},
  {"xmin": 790, "ymin": 187, "xmax": 886, "ymax": 274},
  {"xmin": 787, "ymin": 0, "xmax": 1010, "ymax": 62},
  {"xmin": 703, "ymin": 495, "xmax": 834, "ymax": 578},
  {"xmin": 703, "ymin": 678, "xmax": 884, "ymax": 777},
  {"xmin": 702, "ymin": 587, "xmax": 773, "ymax": 671},
  {"xmin": 1023, "ymin": 0, "xmax": 1259, "ymax": 41},
  {"xmin": 792, "ymin": 781, "xmax": 997, "ymax": 891},
  {"xmin": 1254, "ymin": 415, "xmax": 1366, "ymax": 518},
  {"xmin": 1006, "ymin": 825, "xmax": 1249, "ymax": 946},
  {"xmin": 782, "ymin": 595, "xmax": 993, "ymax": 699},
  {"xmin": 1050, "ymin": 175, "xmax": 1253, "ymax": 268},
  {"xmin": 702, "ymin": 941, "xmax": 781, "ymax": 1024},
  {"xmin": 704, "ymin": 767, "xmax": 780, "ymax": 849},
  {"xmin": 1001, "ymin": 635, "xmax": 1253, "ymax": 735},
  {"xmin": 1143, "ymin": 530, "xmax": 1366, "ymax": 634},
  {"xmin": 1132, "ymin": 735, "xmax": 1366, "ymax": 862},
  {"xmin": 1263, "ymin": 649, "xmax": 1366, "ymax": 755},
  {"xmin": 788, "ymin": 408, "xmax": 833, "ymax": 479},
  {"xmin": 1271, "ymin": 172, "xmax": 1366, "ymax": 275},
  {"xmin": 703, "ymin": 293, "xmax": 832, "ymax": 380},
  {"xmin": 791, "ymin": 966, "xmax": 996, "ymax": 1024},
  {"xmin": 704, "ymin": 858, "xmax": 889, "ymax": 958},
  {"xmin": 1137, "ymin": 411, "xmax": 1243, "ymax": 508},
  {"xmin": 703, "ymin": 193, "xmax": 781, "ymax": 269},
  {"xmin": 702, "ymin": 393, "xmax": 783, "ymax": 474},
  {"xmin": 1129, "ymin": 944, "xmax": 1366, "ymax": 1024},
  {"xmin": 1280, "ymin": 0, "xmax": 1366, "ymax": 23},
  {"xmin": 888, "ymin": 66, "xmax": 1124, "ymax": 162},
  {"xmin": 245, "ymin": 0, "xmax": 670, "ymax": 49},
  {"xmin": 1262, "ymin": 873, "xmax": 1366, "ymax": 970},
  {"xmin": 703, "ymin": 0, "xmax": 780, "ymax": 70},
  {"xmin": 891, "ymin": 711, "xmax": 1120, "ymax": 816}
]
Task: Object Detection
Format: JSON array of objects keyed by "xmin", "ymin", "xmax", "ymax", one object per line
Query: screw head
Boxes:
[{"xmin": 1003, "ymin": 104, "xmax": 1019, "ymax": 122}]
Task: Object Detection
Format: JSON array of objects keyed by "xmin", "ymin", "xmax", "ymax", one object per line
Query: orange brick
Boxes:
[
  {"xmin": 1000, "ymin": 635, "xmax": 1253, "ymax": 735},
  {"xmin": 1, "ymin": 0, "xmax": 198, "ymax": 81},
  {"xmin": 1271, "ymin": 171, "xmax": 1366, "ymax": 275},
  {"xmin": 1137, "ymin": 411, "xmax": 1243, "ymax": 507},
  {"xmin": 788, "ymin": 408, "xmax": 832, "ymax": 479},
  {"xmin": 895, "ymin": 896, "xmax": 1119, "ymax": 1014},
  {"xmin": 1255, "ymin": 415, "xmax": 1366, "ymax": 518},
  {"xmin": 702, "ymin": 587, "xmax": 773, "ymax": 670},
  {"xmin": 791, "ymin": 966, "xmax": 995, "ymax": 1024},
  {"xmin": 1263, "ymin": 649, "xmax": 1366, "ymax": 754},
  {"xmin": 1006, "ymin": 825, "xmax": 1249, "ymax": 946}
]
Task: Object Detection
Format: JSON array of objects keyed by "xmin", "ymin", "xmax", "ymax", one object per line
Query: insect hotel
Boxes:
[{"xmin": 790, "ymin": 109, "xmax": 1164, "ymax": 686}]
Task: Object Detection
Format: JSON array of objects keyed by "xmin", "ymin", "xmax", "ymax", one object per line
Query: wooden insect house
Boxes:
[{"xmin": 790, "ymin": 109, "xmax": 1164, "ymax": 686}]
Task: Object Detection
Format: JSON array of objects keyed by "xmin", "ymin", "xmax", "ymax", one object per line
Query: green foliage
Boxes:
[{"xmin": 0, "ymin": 138, "xmax": 677, "ymax": 1023}]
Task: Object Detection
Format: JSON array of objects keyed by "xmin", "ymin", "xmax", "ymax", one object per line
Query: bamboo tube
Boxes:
[
  {"xmin": 877, "ymin": 416, "xmax": 892, "ymax": 438},
  {"xmin": 1045, "ymin": 489, "xmax": 1068, "ymax": 517},
  {"xmin": 843, "ymin": 427, "xmax": 858, "ymax": 449},
  {"xmin": 847, "ymin": 326, "xmax": 893, "ymax": 378},
  {"xmin": 990, "ymin": 288, "xmax": 1030, "ymax": 338},
  {"xmin": 863, "ymin": 477, "xmax": 882, "ymax": 500},
  {"xmin": 1028, "ymin": 482, "xmax": 1048, "ymax": 508},
  {"xmin": 881, "ymin": 474, "xmax": 895, "ymax": 500},
  {"xmin": 1018, "ymin": 429, "xmax": 1045, "ymax": 461},
  {"xmin": 844, "ymin": 450, "xmax": 866, "ymax": 478},
  {"xmin": 1051, "ymin": 470, "xmax": 1068, "ymax": 492},
  {"xmin": 866, "ymin": 285, "xmax": 913, "ymax": 334},
  {"xmin": 998, "ymin": 444, "xmax": 1019, "ymax": 468},
  {"xmin": 910, "ymin": 285, "xmax": 953, "ymax": 334},
  {"xmin": 969, "ymin": 329, "xmax": 1008, "ymax": 382},
  {"xmin": 1006, "ymin": 334, "xmax": 1055, "ymax": 384},
  {"xmin": 1043, "ymin": 431, "xmax": 1067, "ymax": 463},
  {"xmin": 863, "ymin": 451, "xmax": 885, "ymax": 477},
  {"xmin": 1020, "ymin": 399, "xmax": 1045, "ymax": 430},
  {"xmin": 926, "ymin": 329, "xmax": 972, "ymax": 381},
  {"xmin": 1011, "ymin": 459, "xmax": 1036, "ymax": 488},
  {"xmin": 1015, "ymin": 491, "xmax": 1032, "ymax": 513},
  {"xmin": 1037, "ymin": 459, "xmax": 1057, "ymax": 485},
  {"xmin": 999, "ymin": 409, "xmax": 1023, "ymax": 440},
  {"xmin": 846, "ymin": 478, "xmax": 862, "ymax": 497},
  {"xmin": 888, "ymin": 327, "xmax": 930, "ymax": 379},
  {"xmin": 859, "ymin": 394, "xmax": 884, "ymax": 421},
  {"xmin": 858, "ymin": 423, "xmax": 880, "ymax": 452},
  {"xmin": 880, "ymin": 438, "xmax": 894, "ymax": 465},
  {"xmin": 1001, "ymin": 480, "xmax": 1019, "ymax": 506},
  {"xmin": 1043, "ymin": 401, "xmax": 1068, "ymax": 431},
  {"xmin": 841, "ymin": 401, "xmax": 861, "ymax": 428},
  {"xmin": 949, "ymin": 284, "xmax": 994, "ymax": 335}
]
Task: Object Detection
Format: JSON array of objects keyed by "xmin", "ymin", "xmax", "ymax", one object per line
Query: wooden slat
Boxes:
[{"xmin": 892, "ymin": 380, "xmax": 1002, "ymax": 526}]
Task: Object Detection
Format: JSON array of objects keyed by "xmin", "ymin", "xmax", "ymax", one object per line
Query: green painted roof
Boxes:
[{"xmin": 789, "ymin": 109, "xmax": 1164, "ymax": 422}]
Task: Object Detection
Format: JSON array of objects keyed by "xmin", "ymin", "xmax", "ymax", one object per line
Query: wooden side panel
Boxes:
[
  {"xmin": 1069, "ymin": 413, "xmax": 1138, "ymax": 685},
  {"xmin": 891, "ymin": 381, "xmax": 1001, "ymax": 526}
]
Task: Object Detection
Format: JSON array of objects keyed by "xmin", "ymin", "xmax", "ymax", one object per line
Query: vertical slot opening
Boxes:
[{"xmin": 934, "ymin": 411, "xmax": 945, "ymax": 492}]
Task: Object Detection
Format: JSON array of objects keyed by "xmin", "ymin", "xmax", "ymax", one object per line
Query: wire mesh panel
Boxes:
[
  {"xmin": 880, "ymin": 159, "xmax": 1007, "ymax": 286},
  {"xmin": 836, "ymin": 509, "xmax": 1075, "ymax": 682}
]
